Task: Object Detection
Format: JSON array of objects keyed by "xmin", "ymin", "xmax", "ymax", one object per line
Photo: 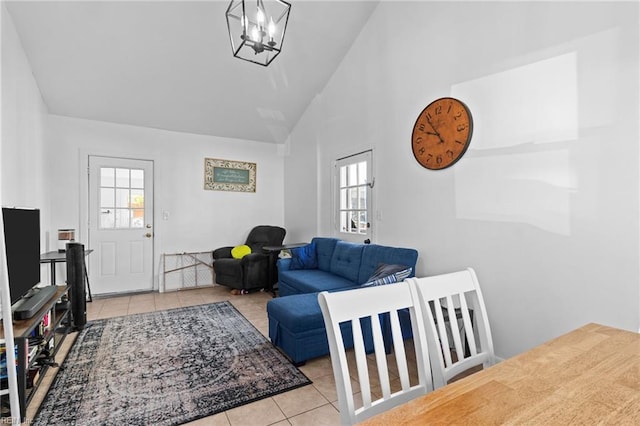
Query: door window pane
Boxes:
[
  {"xmin": 116, "ymin": 189, "xmax": 130, "ymax": 208},
  {"xmin": 131, "ymin": 189, "xmax": 144, "ymax": 208},
  {"xmin": 99, "ymin": 166, "xmax": 145, "ymax": 229},
  {"xmin": 131, "ymin": 209, "xmax": 144, "ymax": 228},
  {"xmin": 115, "ymin": 209, "xmax": 130, "ymax": 228},
  {"xmin": 115, "ymin": 168, "xmax": 130, "ymax": 187},
  {"xmin": 348, "ymin": 164, "xmax": 358, "ymax": 186},
  {"xmin": 131, "ymin": 169, "xmax": 144, "ymax": 189},
  {"xmin": 101, "ymin": 168, "xmax": 115, "ymax": 187},
  {"xmin": 358, "ymin": 162, "xmax": 367, "ymax": 185},
  {"xmin": 100, "ymin": 188, "xmax": 114, "ymax": 208},
  {"xmin": 348, "ymin": 188, "xmax": 358, "ymax": 209},
  {"xmin": 358, "ymin": 187, "xmax": 367, "ymax": 209}
]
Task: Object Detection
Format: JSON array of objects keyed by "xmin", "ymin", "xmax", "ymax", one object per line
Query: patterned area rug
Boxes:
[{"xmin": 34, "ymin": 302, "xmax": 311, "ymax": 425}]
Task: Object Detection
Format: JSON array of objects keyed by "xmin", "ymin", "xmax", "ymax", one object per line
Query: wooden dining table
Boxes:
[{"xmin": 361, "ymin": 323, "xmax": 640, "ymax": 425}]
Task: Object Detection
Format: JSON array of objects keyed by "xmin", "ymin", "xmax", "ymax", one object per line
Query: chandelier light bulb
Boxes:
[
  {"xmin": 251, "ymin": 25, "xmax": 260, "ymax": 42},
  {"xmin": 268, "ymin": 17, "xmax": 276, "ymax": 39},
  {"xmin": 240, "ymin": 14, "xmax": 247, "ymax": 32},
  {"xmin": 256, "ymin": 7, "xmax": 265, "ymax": 27}
]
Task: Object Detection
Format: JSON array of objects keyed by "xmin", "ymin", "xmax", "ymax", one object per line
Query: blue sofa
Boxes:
[
  {"xmin": 267, "ymin": 237, "xmax": 418, "ymax": 364},
  {"xmin": 278, "ymin": 237, "xmax": 418, "ymax": 296}
]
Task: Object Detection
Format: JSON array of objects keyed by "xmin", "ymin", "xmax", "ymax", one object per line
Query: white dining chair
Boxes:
[
  {"xmin": 407, "ymin": 268, "xmax": 496, "ymax": 389},
  {"xmin": 318, "ymin": 281, "xmax": 433, "ymax": 425}
]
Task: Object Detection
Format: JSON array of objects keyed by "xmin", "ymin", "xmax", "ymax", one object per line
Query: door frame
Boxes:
[
  {"xmin": 332, "ymin": 149, "xmax": 375, "ymax": 244},
  {"xmin": 79, "ymin": 152, "xmax": 157, "ymax": 292}
]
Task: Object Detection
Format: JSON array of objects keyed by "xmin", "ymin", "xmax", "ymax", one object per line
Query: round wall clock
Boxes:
[{"xmin": 411, "ymin": 97, "xmax": 473, "ymax": 170}]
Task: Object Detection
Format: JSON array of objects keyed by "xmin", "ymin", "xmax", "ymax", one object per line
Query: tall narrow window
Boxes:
[
  {"xmin": 99, "ymin": 167, "xmax": 145, "ymax": 229},
  {"xmin": 335, "ymin": 151, "xmax": 373, "ymax": 239}
]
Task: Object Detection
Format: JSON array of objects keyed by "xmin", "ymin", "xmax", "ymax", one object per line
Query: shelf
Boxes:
[
  {"xmin": 1, "ymin": 287, "xmax": 69, "ymax": 338},
  {"xmin": 0, "ymin": 285, "xmax": 70, "ymax": 422}
]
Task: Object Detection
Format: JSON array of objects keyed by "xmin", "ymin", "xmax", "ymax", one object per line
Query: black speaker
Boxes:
[{"xmin": 66, "ymin": 242, "xmax": 87, "ymax": 330}]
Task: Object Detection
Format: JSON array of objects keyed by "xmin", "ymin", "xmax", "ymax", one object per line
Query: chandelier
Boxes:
[{"xmin": 226, "ymin": 0, "xmax": 292, "ymax": 66}]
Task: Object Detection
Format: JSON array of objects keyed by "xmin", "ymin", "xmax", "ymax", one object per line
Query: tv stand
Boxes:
[
  {"xmin": 0, "ymin": 285, "xmax": 70, "ymax": 422},
  {"xmin": 13, "ymin": 286, "xmax": 59, "ymax": 320}
]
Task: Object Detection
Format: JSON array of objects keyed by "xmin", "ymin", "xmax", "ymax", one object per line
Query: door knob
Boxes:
[
  {"xmin": 145, "ymin": 233, "xmax": 152, "ymax": 238},
  {"xmin": 146, "ymin": 224, "xmax": 152, "ymax": 229}
]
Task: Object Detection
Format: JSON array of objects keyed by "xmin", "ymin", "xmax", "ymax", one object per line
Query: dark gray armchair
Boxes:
[{"xmin": 212, "ymin": 225, "xmax": 286, "ymax": 292}]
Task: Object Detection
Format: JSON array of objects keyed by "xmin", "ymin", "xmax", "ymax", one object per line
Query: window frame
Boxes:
[{"xmin": 98, "ymin": 166, "xmax": 146, "ymax": 230}]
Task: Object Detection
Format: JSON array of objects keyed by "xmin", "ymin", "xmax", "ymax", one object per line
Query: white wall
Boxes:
[
  {"xmin": 1, "ymin": 3, "xmax": 50, "ymax": 316},
  {"xmin": 285, "ymin": 1, "xmax": 640, "ymax": 357},
  {"xmin": 46, "ymin": 115, "xmax": 285, "ymax": 291},
  {"xmin": 2, "ymin": 1, "xmax": 286, "ymax": 295},
  {"xmin": 1, "ymin": 2, "xmax": 48, "ymax": 217}
]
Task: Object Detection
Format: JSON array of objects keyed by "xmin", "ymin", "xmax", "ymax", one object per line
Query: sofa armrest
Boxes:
[
  {"xmin": 277, "ymin": 257, "xmax": 292, "ymax": 272},
  {"xmin": 213, "ymin": 246, "xmax": 233, "ymax": 259}
]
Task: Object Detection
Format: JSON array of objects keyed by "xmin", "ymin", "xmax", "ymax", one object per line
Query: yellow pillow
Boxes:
[{"xmin": 231, "ymin": 245, "xmax": 251, "ymax": 259}]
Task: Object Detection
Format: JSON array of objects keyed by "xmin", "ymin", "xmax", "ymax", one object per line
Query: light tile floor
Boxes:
[
  {"xmin": 25, "ymin": 285, "xmax": 481, "ymax": 425},
  {"xmin": 26, "ymin": 285, "xmax": 348, "ymax": 425}
]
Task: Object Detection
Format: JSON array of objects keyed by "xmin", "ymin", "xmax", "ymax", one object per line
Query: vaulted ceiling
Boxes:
[{"xmin": 6, "ymin": 0, "xmax": 379, "ymax": 143}]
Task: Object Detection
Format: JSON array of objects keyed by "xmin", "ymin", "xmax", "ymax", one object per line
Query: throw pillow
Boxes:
[
  {"xmin": 289, "ymin": 242, "xmax": 318, "ymax": 270},
  {"xmin": 361, "ymin": 263, "xmax": 412, "ymax": 287},
  {"xmin": 231, "ymin": 245, "xmax": 251, "ymax": 259}
]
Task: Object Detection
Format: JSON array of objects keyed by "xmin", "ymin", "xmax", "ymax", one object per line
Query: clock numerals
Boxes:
[{"xmin": 423, "ymin": 153, "xmax": 443, "ymax": 165}]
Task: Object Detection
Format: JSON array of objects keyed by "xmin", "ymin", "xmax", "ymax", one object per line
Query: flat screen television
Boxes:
[{"xmin": 2, "ymin": 207, "xmax": 41, "ymax": 305}]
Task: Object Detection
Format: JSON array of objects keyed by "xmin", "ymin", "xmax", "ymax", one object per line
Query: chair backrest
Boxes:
[
  {"xmin": 318, "ymin": 281, "xmax": 432, "ymax": 425},
  {"xmin": 407, "ymin": 268, "xmax": 495, "ymax": 389},
  {"xmin": 245, "ymin": 225, "xmax": 286, "ymax": 252}
]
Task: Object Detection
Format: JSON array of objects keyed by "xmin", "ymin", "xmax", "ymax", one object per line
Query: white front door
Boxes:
[{"xmin": 88, "ymin": 156, "xmax": 154, "ymax": 295}]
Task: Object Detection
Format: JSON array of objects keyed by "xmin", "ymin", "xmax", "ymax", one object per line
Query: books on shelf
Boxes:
[
  {"xmin": 2, "ymin": 309, "xmax": 54, "ymax": 382},
  {"xmin": 0, "ymin": 344, "xmax": 17, "ymax": 380}
]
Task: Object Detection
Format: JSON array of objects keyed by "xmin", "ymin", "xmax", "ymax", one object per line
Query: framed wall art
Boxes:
[{"xmin": 204, "ymin": 158, "xmax": 256, "ymax": 192}]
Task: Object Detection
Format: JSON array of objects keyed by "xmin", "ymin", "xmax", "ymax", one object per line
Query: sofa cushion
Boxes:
[
  {"xmin": 358, "ymin": 244, "xmax": 419, "ymax": 284},
  {"xmin": 267, "ymin": 292, "xmax": 376, "ymax": 364},
  {"xmin": 278, "ymin": 268, "xmax": 356, "ymax": 294},
  {"xmin": 267, "ymin": 292, "xmax": 325, "ymax": 333},
  {"xmin": 361, "ymin": 264, "xmax": 413, "ymax": 287},
  {"xmin": 329, "ymin": 241, "xmax": 364, "ymax": 283},
  {"xmin": 312, "ymin": 237, "xmax": 340, "ymax": 271},
  {"xmin": 289, "ymin": 242, "xmax": 318, "ymax": 270}
]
